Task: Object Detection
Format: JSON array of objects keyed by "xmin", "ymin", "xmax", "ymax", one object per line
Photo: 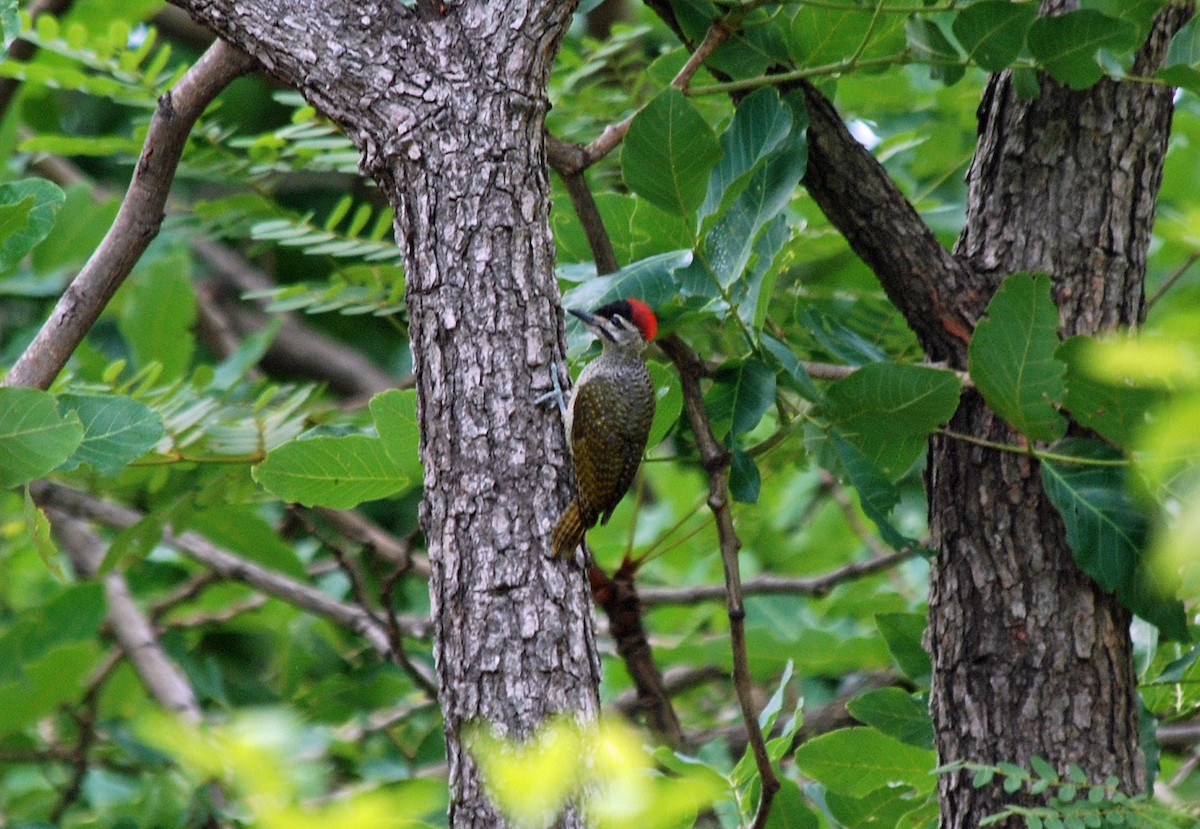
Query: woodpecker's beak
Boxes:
[{"xmin": 568, "ymin": 308, "xmax": 615, "ymax": 342}]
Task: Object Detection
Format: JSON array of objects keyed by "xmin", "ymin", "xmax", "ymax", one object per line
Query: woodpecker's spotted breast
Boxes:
[{"xmin": 551, "ymin": 298, "xmax": 657, "ymax": 559}]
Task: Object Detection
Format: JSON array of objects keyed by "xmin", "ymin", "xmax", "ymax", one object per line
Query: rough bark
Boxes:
[
  {"xmin": 169, "ymin": 3, "xmax": 597, "ymax": 826},
  {"xmin": 926, "ymin": 4, "xmax": 1190, "ymax": 826}
]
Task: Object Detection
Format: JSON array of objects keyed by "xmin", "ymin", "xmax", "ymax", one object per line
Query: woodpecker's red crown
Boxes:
[{"xmin": 587, "ymin": 297, "xmax": 656, "ymax": 343}]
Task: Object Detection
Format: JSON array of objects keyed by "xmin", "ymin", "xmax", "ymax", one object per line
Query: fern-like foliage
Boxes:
[{"xmin": 1, "ymin": 15, "xmax": 181, "ymax": 107}]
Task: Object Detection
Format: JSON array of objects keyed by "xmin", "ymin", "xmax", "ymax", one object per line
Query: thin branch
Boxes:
[
  {"xmin": 611, "ymin": 665, "xmax": 727, "ymax": 718},
  {"xmin": 312, "ymin": 506, "xmax": 428, "ymax": 575},
  {"xmin": 50, "ymin": 510, "xmax": 203, "ymax": 721},
  {"xmin": 2, "ymin": 39, "xmax": 257, "ymax": 390},
  {"xmin": 547, "ymin": 17, "xmax": 731, "ymax": 177},
  {"xmin": 32, "ymin": 482, "xmax": 430, "ymax": 652},
  {"xmin": 639, "ymin": 549, "xmax": 919, "ymax": 606},
  {"xmin": 658, "ymin": 333, "xmax": 779, "ymax": 829},
  {"xmin": 1147, "ymin": 251, "xmax": 1200, "ymax": 310}
]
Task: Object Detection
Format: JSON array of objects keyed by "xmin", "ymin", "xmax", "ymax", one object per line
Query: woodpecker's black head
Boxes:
[{"xmin": 568, "ymin": 298, "xmax": 657, "ymax": 346}]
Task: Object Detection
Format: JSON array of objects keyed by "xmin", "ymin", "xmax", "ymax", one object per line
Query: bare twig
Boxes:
[
  {"xmin": 547, "ymin": 18, "xmax": 731, "ymax": 176},
  {"xmin": 611, "ymin": 665, "xmax": 726, "ymax": 717},
  {"xmin": 638, "ymin": 549, "xmax": 920, "ymax": 606},
  {"xmin": 51, "ymin": 511, "xmax": 203, "ymax": 721},
  {"xmin": 1147, "ymin": 251, "xmax": 1200, "ymax": 310},
  {"xmin": 3, "ymin": 40, "xmax": 257, "ymax": 390},
  {"xmin": 589, "ymin": 561, "xmax": 686, "ymax": 749},
  {"xmin": 312, "ymin": 506, "xmax": 427, "ymax": 575},
  {"xmin": 32, "ymin": 482, "xmax": 430, "ymax": 652},
  {"xmin": 658, "ymin": 333, "xmax": 779, "ymax": 829}
]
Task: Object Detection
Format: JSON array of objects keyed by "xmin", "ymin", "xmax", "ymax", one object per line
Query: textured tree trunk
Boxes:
[
  {"xmin": 927, "ymin": 4, "xmax": 1189, "ymax": 825},
  {"xmin": 168, "ymin": 2, "xmax": 596, "ymax": 826}
]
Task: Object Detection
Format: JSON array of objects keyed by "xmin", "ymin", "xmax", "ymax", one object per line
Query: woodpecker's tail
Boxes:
[{"xmin": 552, "ymin": 500, "xmax": 587, "ymax": 558}]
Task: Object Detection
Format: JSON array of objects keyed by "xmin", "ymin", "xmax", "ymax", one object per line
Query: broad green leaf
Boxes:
[
  {"xmin": 560, "ymin": 249, "xmax": 695, "ymax": 318},
  {"xmin": 98, "ymin": 508, "xmax": 168, "ymax": 575},
  {"xmin": 0, "ymin": 388, "xmax": 84, "ymax": 488},
  {"xmin": 826, "ymin": 785, "xmax": 925, "ymax": 829},
  {"xmin": 0, "ymin": 641, "xmax": 100, "ymax": 735},
  {"xmin": 1041, "ymin": 438, "xmax": 1188, "ymax": 639},
  {"xmin": 968, "ymin": 272, "xmax": 1067, "ymax": 442},
  {"xmin": 730, "ymin": 446, "xmax": 761, "ymax": 504},
  {"xmin": 1159, "ymin": 16, "xmax": 1200, "ymax": 93},
  {"xmin": 846, "ymin": 687, "xmax": 934, "ymax": 749},
  {"xmin": 30, "ymin": 183, "xmax": 119, "ymax": 276},
  {"xmin": 254, "ymin": 435, "xmax": 408, "ymax": 509},
  {"xmin": 789, "ymin": 0, "xmax": 909, "ymax": 69},
  {"xmin": 1040, "ymin": 438, "xmax": 1145, "ymax": 592},
  {"xmin": 952, "ymin": 1, "xmax": 1038, "ymax": 72},
  {"xmin": 1082, "ymin": 0, "xmax": 1169, "ymax": 42},
  {"xmin": 793, "ymin": 727, "xmax": 936, "ymax": 797},
  {"xmin": 370, "ymin": 388, "xmax": 424, "ymax": 481},
  {"xmin": 0, "ymin": 583, "xmax": 105, "ymax": 683},
  {"xmin": 622, "ymin": 88, "xmax": 721, "ymax": 219},
  {"xmin": 0, "ymin": 0, "xmax": 16, "ymax": 49},
  {"xmin": 704, "ymin": 99, "xmax": 807, "ymax": 289},
  {"xmin": 1028, "ymin": 10, "xmax": 1138, "ymax": 89},
  {"xmin": 700, "ymin": 87, "xmax": 794, "ymax": 222},
  {"xmin": 820, "ymin": 363, "xmax": 962, "ymax": 480},
  {"xmin": 183, "ymin": 507, "xmax": 307, "ymax": 580},
  {"xmin": 737, "ymin": 213, "xmax": 790, "ymax": 331},
  {"xmin": 764, "ymin": 778, "xmax": 818, "ymax": 829},
  {"xmin": 646, "ymin": 363, "xmax": 682, "ymax": 449},
  {"xmin": 0, "ymin": 178, "xmax": 65, "ymax": 271},
  {"xmin": 761, "ymin": 332, "xmax": 820, "ymax": 402},
  {"xmin": 23, "ymin": 487, "xmax": 60, "ymax": 577},
  {"xmin": 875, "ymin": 612, "xmax": 932, "ymax": 685},
  {"xmin": 1058, "ymin": 337, "xmax": 1164, "ymax": 450},
  {"xmin": 906, "ymin": 18, "xmax": 965, "ymax": 85},
  {"xmin": 797, "ymin": 305, "xmax": 888, "ymax": 366},
  {"xmin": 830, "ymin": 434, "xmax": 921, "ymax": 553},
  {"xmin": 120, "ymin": 249, "xmax": 197, "ymax": 381},
  {"xmin": 56, "ymin": 393, "xmax": 164, "ymax": 474},
  {"xmin": 705, "ymin": 359, "xmax": 775, "ymax": 438}
]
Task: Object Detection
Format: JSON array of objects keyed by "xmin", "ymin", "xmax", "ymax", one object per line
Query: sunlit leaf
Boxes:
[
  {"xmin": 254, "ymin": 435, "xmax": 408, "ymax": 509},
  {"xmin": 0, "ymin": 388, "xmax": 83, "ymax": 488},
  {"xmin": 794, "ymin": 727, "xmax": 936, "ymax": 797}
]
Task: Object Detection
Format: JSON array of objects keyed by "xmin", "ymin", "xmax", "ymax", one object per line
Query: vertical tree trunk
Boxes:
[
  {"xmin": 378, "ymin": 10, "xmax": 598, "ymax": 828},
  {"xmin": 927, "ymin": 4, "xmax": 1188, "ymax": 825},
  {"xmin": 166, "ymin": 2, "xmax": 594, "ymax": 825}
]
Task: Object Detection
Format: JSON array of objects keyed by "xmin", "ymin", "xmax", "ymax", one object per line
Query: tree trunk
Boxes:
[
  {"xmin": 927, "ymin": 4, "xmax": 1189, "ymax": 825},
  {"xmin": 168, "ymin": 2, "xmax": 596, "ymax": 825}
]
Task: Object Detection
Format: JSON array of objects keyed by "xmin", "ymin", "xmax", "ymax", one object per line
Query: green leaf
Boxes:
[
  {"xmin": 254, "ymin": 435, "xmax": 409, "ymax": 509},
  {"xmin": 729, "ymin": 445, "xmax": 762, "ymax": 504},
  {"xmin": 370, "ymin": 389, "xmax": 424, "ymax": 481},
  {"xmin": 1081, "ymin": 0, "xmax": 1169, "ymax": 42},
  {"xmin": 560, "ymin": 249, "xmax": 696, "ymax": 314},
  {"xmin": 788, "ymin": 0, "xmax": 909, "ymax": 69},
  {"xmin": 24, "ymin": 487, "xmax": 61, "ymax": 577},
  {"xmin": 705, "ymin": 359, "xmax": 775, "ymax": 438},
  {"xmin": 793, "ymin": 727, "xmax": 936, "ymax": 797},
  {"xmin": 1158, "ymin": 16, "xmax": 1200, "ymax": 94},
  {"xmin": 830, "ymin": 433, "xmax": 922, "ymax": 553},
  {"xmin": 1027, "ymin": 10, "xmax": 1138, "ymax": 89},
  {"xmin": 0, "ymin": 0, "xmax": 17, "ymax": 49},
  {"xmin": 1041, "ymin": 438, "xmax": 1189, "ymax": 640},
  {"xmin": 1040, "ymin": 438, "xmax": 1145, "ymax": 592},
  {"xmin": 764, "ymin": 778, "xmax": 818, "ymax": 829},
  {"xmin": 820, "ymin": 363, "xmax": 962, "ymax": 480},
  {"xmin": 906, "ymin": 18, "xmax": 965, "ymax": 85},
  {"xmin": 0, "ymin": 178, "xmax": 65, "ymax": 271},
  {"xmin": 846, "ymin": 687, "xmax": 934, "ymax": 749},
  {"xmin": 622, "ymin": 88, "xmax": 721, "ymax": 219},
  {"xmin": 825, "ymin": 785, "xmax": 923, "ymax": 829},
  {"xmin": 646, "ymin": 363, "xmax": 683, "ymax": 449},
  {"xmin": 875, "ymin": 612, "xmax": 932, "ymax": 685},
  {"xmin": 758, "ymin": 660, "xmax": 794, "ymax": 733},
  {"xmin": 56, "ymin": 393, "xmax": 164, "ymax": 474},
  {"xmin": 0, "ymin": 388, "xmax": 84, "ymax": 488},
  {"xmin": 761, "ymin": 332, "xmax": 820, "ymax": 402},
  {"xmin": 968, "ymin": 272, "xmax": 1067, "ymax": 442},
  {"xmin": 119, "ymin": 249, "xmax": 197, "ymax": 381},
  {"xmin": 952, "ymin": 1, "xmax": 1038, "ymax": 72},
  {"xmin": 1059, "ymin": 337, "xmax": 1165, "ymax": 450},
  {"xmin": 704, "ymin": 103, "xmax": 807, "ymax": 289},
  {"xmin": 700, "ymin": 87, "xmax": 794, "ymax": 222},
  {"xmin": 183, "ymin": 507, "xmax": 307, "ymax": 580}
]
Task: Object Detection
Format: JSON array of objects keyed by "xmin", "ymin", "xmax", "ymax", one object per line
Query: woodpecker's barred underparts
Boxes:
[{"xmin": 551, "ymin": 298, "xmax": 658, "ymax": 559}]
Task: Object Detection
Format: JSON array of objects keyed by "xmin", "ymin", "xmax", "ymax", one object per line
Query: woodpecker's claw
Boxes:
[{"xmin": 534, "ymin": 359, "xmax": 568, "ymax": 416}]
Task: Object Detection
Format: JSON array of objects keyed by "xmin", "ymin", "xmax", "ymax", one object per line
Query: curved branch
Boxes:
[
  {"xmin": 50, "ymin": 511, "xmax": 203, "ymax": 721},
  {"xmin": 31, "ymin": 482, "xmax": 431, "ymax": 650},
  {"xmin": 2, "ymin": 39, "xmax": 257, "ymax": 390}
]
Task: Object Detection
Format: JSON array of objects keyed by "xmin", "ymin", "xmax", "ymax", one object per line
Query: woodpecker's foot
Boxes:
[{"xmin": 533, "ymin": 359, "xmax": 568, "ymax": 416}]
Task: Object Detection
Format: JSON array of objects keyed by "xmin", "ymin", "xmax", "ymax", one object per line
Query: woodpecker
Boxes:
[{"xmin": 551, "ymin": 298, "xmax": 658, "ymax": 559}]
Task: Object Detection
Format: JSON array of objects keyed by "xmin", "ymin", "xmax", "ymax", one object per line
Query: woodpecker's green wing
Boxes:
[{"xmin": 570, "ymin": 368, "xmax": 655, "ymax": 527}]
